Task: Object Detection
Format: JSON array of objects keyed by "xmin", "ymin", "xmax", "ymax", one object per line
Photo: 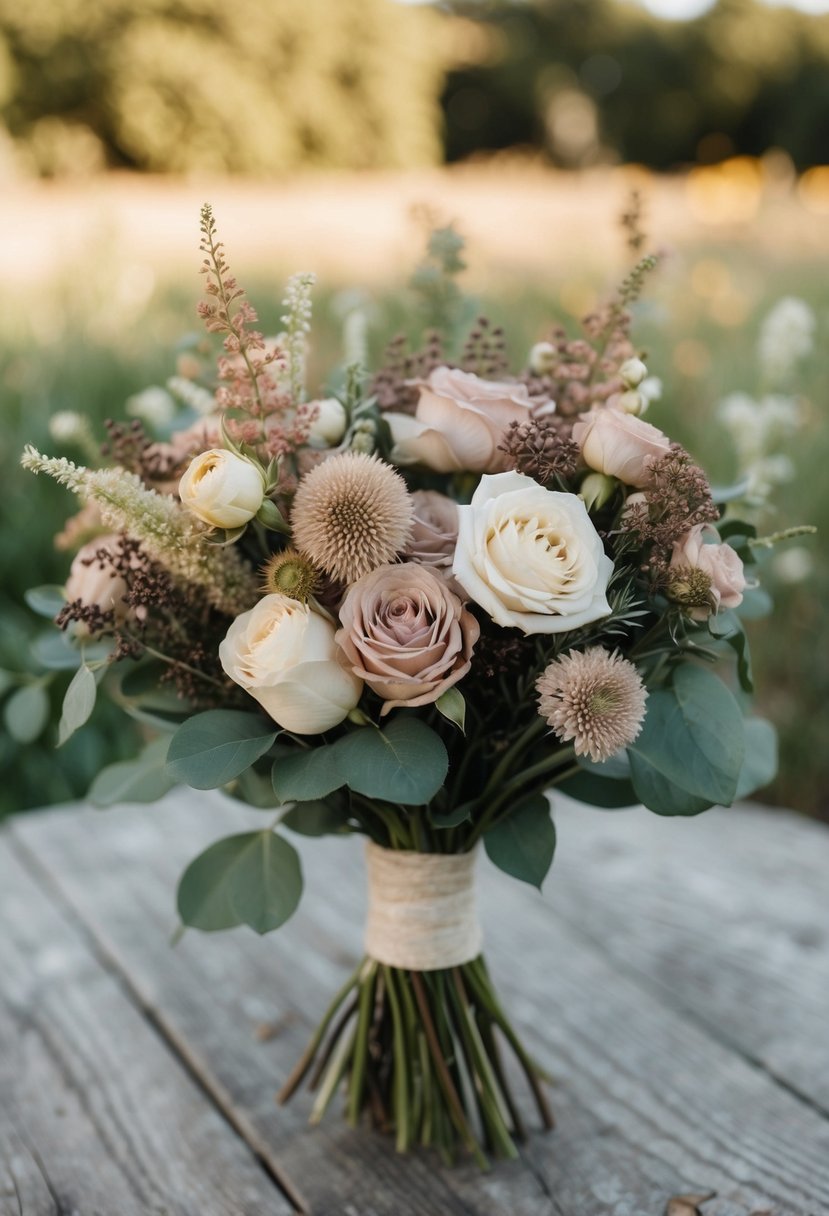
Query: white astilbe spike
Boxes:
[{"xmin": 21, "ymin": 446, "xmax": 258, "ymax": 616}]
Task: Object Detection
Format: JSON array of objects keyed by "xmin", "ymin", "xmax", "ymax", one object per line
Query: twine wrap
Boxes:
[{"xmin": 364, "ymin": 841, "xmax": 483, "ymax": 971}]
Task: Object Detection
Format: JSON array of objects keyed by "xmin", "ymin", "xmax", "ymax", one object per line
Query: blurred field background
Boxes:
[{"xmin": 1, "ymin": 0, "xmax": 827, "ymax": 818}]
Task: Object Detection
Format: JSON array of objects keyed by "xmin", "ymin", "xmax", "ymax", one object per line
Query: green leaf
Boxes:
[
  {"xmin": 736, "ymin": 718, "xmax": 778, "ymax": 799},
  {"xmin": 717, "ymin": 519, "xmax": 757, "ymax": 542},
  {"xmin": 0, "ymin": 670, "xmax": 15, "ymax": 699},
  {"xmin": 735, "ymin": 587, "xmax": 773, "ymax": 620},
  {"xmin": 89, "ymin": 737, "xmax": 176, "ymax": 808},
  {"xmin": 436, "ymin": 687, "xmax": 466, "ymax": 733},
  {"xmin": 558, "ymin": 769, "xmax": 639, "ymax": 809},
  {"xmin": 31, "ymin": 629, "xmax": 84, "ymax": 670},
  {"xmin": 628, "ymin": 751, "xmax": 715, "ymax": 816},
  {"xmin": 282, "ymin": 799, "xmax": 349, "ymax": 836},
  {"xmin": 335, "ymin": 717, "xmax": 448, "ymax": 805},
  {"xmin": 484, "ymin": 795, "xmax": 556, "ymax": 890},
  {"xmin": 627, "ymin": 664, "xmax": 744, "ymax": 805},
  {"xmin": 4, "ymin": 683, "xmax": 50, "ymax": 743},
  {"xmin": 176, "ymin": 830, "xmax": 302, "ymax": 934},
  {"xmin": 272, "ymin": 718, "xmax": 448, "ymax": 807},
  {"xmin": 709, "ymin": 610, "xmax": 753, "ymax": 693},
  {"xmin": 272, "ymin": 745, "xmax": 344, "ymax": 802},
  {"xmin": 431, "ymin": 802, "xmax": 474, "ymax": 828},
  {"xmin": 227, "ymin": 766, "xmax": 280, "ymax": 809},
  {"xmin": 25, "ymin": 585, "xmax": 66, "ymax": 618},
  {"xmin": 58, "ymin": 664, "xmax": 97, "ymax": 746},
  {"xmin": 166, "ymin": 710, "xmax": 277, "ymax": 790}
]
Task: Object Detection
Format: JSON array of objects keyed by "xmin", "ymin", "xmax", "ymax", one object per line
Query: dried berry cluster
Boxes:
[
  {"xmin": 499, "ymin": 418, "xmax": 580, "ymax": 484},
  {"xmin": 623, "ymin": 444, "xmax": 720, "ymax": 572},
  {"xmin": 371, "ymin": 331, "xmax": 445, "ymax": 413}
]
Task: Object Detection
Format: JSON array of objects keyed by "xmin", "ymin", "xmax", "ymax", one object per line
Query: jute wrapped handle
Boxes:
[{"xmin": 364, "ymin": 841, "xmax": 483, "ymax": 971}]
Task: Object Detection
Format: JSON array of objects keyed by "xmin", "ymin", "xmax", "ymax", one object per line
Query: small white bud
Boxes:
[
  {"xmin": 617, "ymin": 390, "xmax": 645, "ymax": 416},
  {"xmin": 49, "ymin": 411, "xmax": 85, "ymax": 443},
  {"xmin": 529, "ymin": 341, "xmax": 556, "ymax": 376},
  {"xmin": 620, "ymin": 357, "xmax": 648, "ymax": 389},
  {"xmin": 580, "ymin": 472, "xmax": 617, "ymax": 511},
  {"xmin": 307, "ymin": 398, "xmax": 347, "ymax": 449}
]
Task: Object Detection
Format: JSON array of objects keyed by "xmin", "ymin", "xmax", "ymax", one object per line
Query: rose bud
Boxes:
[{"xmin": 179, "ymin": 448, "xmax": 266, "ymax": 529}]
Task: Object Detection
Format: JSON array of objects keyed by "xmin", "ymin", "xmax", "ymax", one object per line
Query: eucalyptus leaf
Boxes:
[
  {"xmin": 58, "ymin": 664, "xmax": 97, "ymax": 747},
  {"xmin": 166, "ymin": 710, "xmax": 277, "ymax": 789},
  {"xmin": 176, "ymin": 829, "xmax": 302, "ymax": 934},
  {"xmin": 736, "ymin": 718, "xmax": 778, "ymax": 799},
  {"xmin": 628, "ymin": 751, "xmax": 715, "ymax": 816},
  {"xmin": 335, "ymin": 717, "xmax": 448, "ymax": 805},
  {"xmin": 89, "ymin": 737, "xmax": 176, "ymax": 807},
  {"xmin": 4, "ymin": 682, "xmax": 50, "ymax": 743},
  {"xmin": 708, "ymin": 611, "xmax": 753, "ymax": 693},
  {"xmin": 710, "ymin": 479, "xmax": 751, "ymax": 504},
  {"xmin": 484, "ymin": 795, "xmax": 555, "ymax": 889},
  {"xmin": 626, "ymin": 664, "xmax": 744, "ymax": 804},
  {"xmin": 436, "ymin": 687, "xmax": 466, "ymax": 733},
  {"xmin": 282, "ymin": 799, "xmax": 349, "ymax": 836},
  {"xmin": 431, "ymin": 802, "xmax": 474, "ymax": 828},
  {"xmin": 25, "ymin": 585, "xmax": 66, "ymax": 618},
  {"xmin": 735, "ymin": 587, "xmax": 773, "ymax": 620},
  {"xmin": 558, "ymin": 769, "xmax": 639, "ymax": 809},
  {"xmin": 31, "ymin": 629, "xmax": 84, "ymax": 671},
  {"xmin": 272, "ymin": 745, "xmax": 344, "ymax": 802}
]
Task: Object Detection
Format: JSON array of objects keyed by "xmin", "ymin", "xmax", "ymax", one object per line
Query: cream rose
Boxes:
[
  {"xmin": 572, "ymin": 408, "xmax": 671, "ymax": 487},
  {"xmin": 219, "ymin": 594, "xmax": 362, "ymax": 734},
  {"xmin": 336, "ymin": 564, "xmax": 479, "ymax": 714},
  {"xmin": 669, "ymin": 524, "xmax": 746, "ymax": 619},
  {"xmin": 386, "ymin": 366, "xmax": 541, "ymax": 473},
  {"xmin": 453, "ymin": 472, "xmax": 614, "ymax": 634},
  {"xmin": 179, "ymin": 449, "xmax": 265, "ymax": 529}
]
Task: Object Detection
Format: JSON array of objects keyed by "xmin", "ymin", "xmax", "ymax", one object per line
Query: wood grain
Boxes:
[
  {"xmin": 9, "ymin": 793, "xmax": 829, "ymax": 1216},
  {"xmin": 546, "ymin": 795, "xmax": 829, "ymax": 1114},
  {"xmin": 0, "ymin": 836, "xmax": 294, "ymax": 1216}
]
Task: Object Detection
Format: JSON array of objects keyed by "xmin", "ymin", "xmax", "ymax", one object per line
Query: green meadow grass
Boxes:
[{"xmin": 2, "ymin": 247, "xmax": 826, "ymax": 817}]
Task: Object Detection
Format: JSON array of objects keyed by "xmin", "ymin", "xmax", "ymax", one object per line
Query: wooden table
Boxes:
[{"xmin": 3, "ymin": 792, "xmax": 829, "ymax": 1216}]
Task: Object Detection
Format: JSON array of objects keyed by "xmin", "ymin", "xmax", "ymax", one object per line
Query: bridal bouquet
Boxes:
[{"xmin": 21, "ymin": 206, "xmax": 792, "ymax": 1165}]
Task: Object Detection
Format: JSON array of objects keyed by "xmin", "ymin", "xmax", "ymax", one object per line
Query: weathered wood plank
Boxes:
[
  {"xmin": 0, "ymin": 836, "xmax": 294, "ymax": 1216},
  {"xmin": 546, "ymin": 796, "xmax": 829, "ymax": 1114},
  {"xmin": 11, "ymin": 794, "xmax": 829, "ymax": 1216}
]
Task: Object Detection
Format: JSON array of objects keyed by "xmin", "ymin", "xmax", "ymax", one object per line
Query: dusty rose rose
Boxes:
[
  {"xmin": 669, "ymin": 524, "xmax": 746, "ymax": 619},
  {"xmin": 572, "ymin": 408, "xmax": 671, "ymax": 488},
  {"xmin": 65, "ymin": 535, "xmax": 129, "ymax": 629},
  {"xmin": 336, "ymin": 563, "xmax": 479, "ymax": 714},
  {"xmin": 386, "ymin": 366, "xmax": 543, "ymax": 473},
  {"xmin": 403, "ymin": 490, "xmax": 459, "ymax": 578}
]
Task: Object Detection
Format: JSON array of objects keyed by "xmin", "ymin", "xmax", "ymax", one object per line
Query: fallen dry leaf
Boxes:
[{"xmin": 665, "ymin": 1192, "xmax": 717, "ymax": 1216}]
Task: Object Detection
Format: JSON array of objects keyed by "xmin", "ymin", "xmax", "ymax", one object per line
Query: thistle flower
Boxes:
[
  {"xmin": 260, "ymin": 549, "xmax": 318, "ymax": 602},
  {"xmin": 536, "ymin": 646, "xmax": 647, "ymax": 763},
  {"xmin": 291, "ymin": 452, "xmax": 413, "ymax": 584}
]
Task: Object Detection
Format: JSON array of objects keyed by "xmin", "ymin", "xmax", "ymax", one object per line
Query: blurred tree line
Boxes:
[
  {"xmin": 0, "ymin": 0, "xmax": 443, "ymax": 175},
  {"xmin": 0, "ymin": 0, "xmax": 827, "ymax": 173},
  {"xmin": 443, "ymin": 0, "xmax": 829, "ymax": 170},
  {"xmin": 2, "ymin": 0, "xmax": 829, "ymax": 177}
]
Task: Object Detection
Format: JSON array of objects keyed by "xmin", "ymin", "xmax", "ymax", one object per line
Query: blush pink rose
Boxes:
[
  {"xmin": 572, "ymin": 408, "xmax": 671, "ymax": 488},
  {"xmin": 65, "ymin": 535, "xmax": 130, "ymax": 632},
  {"xmin": 386, "ymin": 366, "xmax": 543, "ymax": 473},
  {"xmin": 336, "ymin": 563, "xmax": 479, "ymax": 714},
  {"xmin": 669, "ymin": 524, "xmax": 747, "ymax": 618},
  {"xmin": 403, "ymin": 490, "xmax": 459, "ymax": 578}
]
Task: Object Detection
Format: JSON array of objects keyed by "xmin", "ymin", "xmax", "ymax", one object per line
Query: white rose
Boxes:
[
  {"xmin": 219, "ymin": 594, "xmax": 362, "ymax": 735},
  {"xmin": 307, "ymin": 397, "xmax": 348, "ymax": 448},
  {"xmin": 453, "ymin": 472, "xmax": 614, "ymax": 634},
  {"xmin": 179, "ymin": 449, "xmax": 265, "ymax": 529}
]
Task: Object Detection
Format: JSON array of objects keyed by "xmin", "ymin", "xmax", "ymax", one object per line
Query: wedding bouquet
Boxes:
[{"xmin": 21, "ymin": 206, "xmax": 796, "ymax": 1166}]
